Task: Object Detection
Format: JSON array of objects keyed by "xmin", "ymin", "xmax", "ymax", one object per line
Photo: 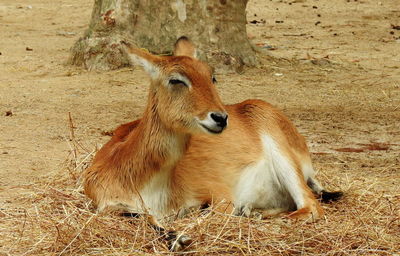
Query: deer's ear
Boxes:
[
  {"xmin": 121, "ymin": 41, "xmax": 161, "ymax": 79},
  {"xmin": 173, "ymin": 36, "xmax": 197, "ymax": 59}
]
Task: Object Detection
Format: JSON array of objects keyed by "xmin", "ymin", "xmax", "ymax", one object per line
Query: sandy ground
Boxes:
[{"xmin": 0, "ymin": 0, "xmax": 399, "ymax": 255}]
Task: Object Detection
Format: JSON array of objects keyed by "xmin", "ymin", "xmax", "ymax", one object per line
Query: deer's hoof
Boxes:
[{"xmin": 166, "ymin": 231, "xmax": 192, "ymax": 251}]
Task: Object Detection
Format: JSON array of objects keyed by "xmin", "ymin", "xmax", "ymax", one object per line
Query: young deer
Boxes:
[{"xmin": 84, "ymin": 37, "xmax": 342, "ymax": 251}]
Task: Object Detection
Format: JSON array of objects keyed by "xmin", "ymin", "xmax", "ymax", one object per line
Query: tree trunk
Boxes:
[{"xmin": 69, "ymin": 0, "xmax": 257, "ymax": 71}]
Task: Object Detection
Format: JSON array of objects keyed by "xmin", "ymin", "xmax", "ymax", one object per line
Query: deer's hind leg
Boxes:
[
  {"xmin": 276, "ymin": 174, "xmax": 323, "ymax": 222},
  {"xmin": 260, "ymin": 135, "xmax": 324, "ymax": 222}
]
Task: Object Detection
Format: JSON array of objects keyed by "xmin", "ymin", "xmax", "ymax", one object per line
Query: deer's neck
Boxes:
[{"xmin": 128, "ymin": 90, "xmax": 190, "ymax": 177}]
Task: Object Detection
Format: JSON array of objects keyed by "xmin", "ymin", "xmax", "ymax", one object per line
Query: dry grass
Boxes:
[
  {"xmin": 1, "ymin": 0, "xmax": 399, "ymax": 255},
  {"xmin": 1, "ymin": 127, "xmax": 399, "ymax": 256}
]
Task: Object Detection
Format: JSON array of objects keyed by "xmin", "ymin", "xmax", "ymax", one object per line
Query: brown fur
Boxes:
[{"xmin": 84, "ymin": 38, "xmax": 332, "ymax": 227}]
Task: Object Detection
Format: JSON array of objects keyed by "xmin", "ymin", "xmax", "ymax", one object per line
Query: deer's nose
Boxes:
[{"xmin": 210, "ymin": 112, "xmax": 228, "ymax": 129}]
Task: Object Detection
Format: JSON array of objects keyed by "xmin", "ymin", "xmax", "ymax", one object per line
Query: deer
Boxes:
[{"xmin": 83, "ymin": 37, "xmax": 343, "ymax": 251}]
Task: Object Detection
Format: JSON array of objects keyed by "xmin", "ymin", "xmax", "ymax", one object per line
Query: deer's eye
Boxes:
[
  {"xmin": 212, "ymin": 76, "xmax": 217, "ymax": 83},
  {"xmin": 169, "ymin": 79, "xmax": 187, "ymax": 87}
]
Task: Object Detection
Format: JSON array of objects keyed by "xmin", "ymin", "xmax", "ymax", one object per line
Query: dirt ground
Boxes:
[{"xmin": 0, "ymin": 0, "xmax": 399, "ymax": 255}]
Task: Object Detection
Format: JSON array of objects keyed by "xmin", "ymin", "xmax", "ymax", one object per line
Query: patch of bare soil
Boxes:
[{"xmin": 0, "ymin": 0, "xmax": 399, "ymax": 255}]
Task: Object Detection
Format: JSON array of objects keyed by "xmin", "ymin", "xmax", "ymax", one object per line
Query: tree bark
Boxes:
[{"xmin": 69, "ymin": 0, "xmax": 257, "ymax": 71}]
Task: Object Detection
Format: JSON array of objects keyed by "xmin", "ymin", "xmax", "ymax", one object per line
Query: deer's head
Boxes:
[{"xmin": 123, "ymin": 37, "xmax": 228, "ymax": 135}]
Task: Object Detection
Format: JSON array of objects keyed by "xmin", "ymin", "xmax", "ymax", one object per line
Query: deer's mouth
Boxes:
[{"xmin": 200, "ymin": 123, "xmax": 224, "ymax": 134}]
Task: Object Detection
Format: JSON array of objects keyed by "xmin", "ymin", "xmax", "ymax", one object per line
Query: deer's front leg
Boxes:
[{"xmin": 122, "ymin": 213, "xmax": 192, "ymax": 251}]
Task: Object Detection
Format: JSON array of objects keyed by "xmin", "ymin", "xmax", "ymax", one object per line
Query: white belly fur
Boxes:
[{"xmin": 234, "ymin": 134, "xmax": 309, "ymax": 214}]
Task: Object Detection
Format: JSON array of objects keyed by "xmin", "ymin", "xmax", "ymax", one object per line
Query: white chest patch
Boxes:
[{"xmin": 135, "ymin": 167, "xmax": 172, "ymax": 218}]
